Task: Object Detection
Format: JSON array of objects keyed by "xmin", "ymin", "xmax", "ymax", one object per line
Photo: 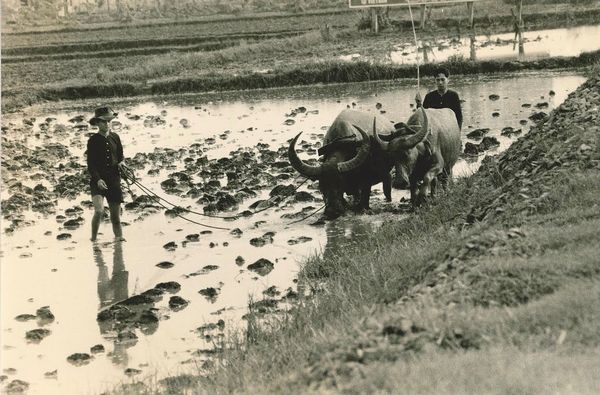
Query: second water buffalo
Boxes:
[
  {"xmin": 379, "ymin": 107, "xmax": 461, "ymax": 206},
  {"xmin": 288, "ymin": 109, "xmax": 427, "ymax": 219}
]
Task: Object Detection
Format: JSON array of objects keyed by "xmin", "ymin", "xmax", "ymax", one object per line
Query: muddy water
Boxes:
[
  {"xmin": 389, "ymin": 24, "xmax": 600, "ymax": 64},
  {"xmin": 0, "ymin": 71, "xmax": 585, "ymax": 394}
]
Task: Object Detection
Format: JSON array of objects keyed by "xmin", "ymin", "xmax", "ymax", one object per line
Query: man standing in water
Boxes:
[
  {"xmin": 87, "ymin": 107, "xmax": 125, "ymax": 242},
  {"xmin": 415, "ymin": 67, "xmax": 463, "ymax": 129}
]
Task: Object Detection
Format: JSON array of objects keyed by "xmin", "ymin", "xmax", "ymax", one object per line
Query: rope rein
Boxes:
[
  {"xmin": 287, "ymin": 204, "xmax": 325, "ymax": 226},
  {"xmin": 120, "ymin": 165, "xmax": 312, "ymax": 227}
]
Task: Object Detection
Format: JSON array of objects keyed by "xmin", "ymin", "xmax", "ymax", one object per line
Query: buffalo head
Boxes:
[
  {"xmin": 288, "ymin": 126, "xmax": 371, "ymax": 219},
  {"xmin": 375, "ymin": 108, "xmax": 429, "ymax": 190}
]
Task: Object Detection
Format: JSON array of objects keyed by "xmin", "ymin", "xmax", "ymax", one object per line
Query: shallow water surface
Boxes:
[
  {"xmin": 388, "ymin": 24, "xmax": 600, "ymax": 64},
  {"xmin": 0, "ymin": 71, "xmax": 585, "ymax": 394}
]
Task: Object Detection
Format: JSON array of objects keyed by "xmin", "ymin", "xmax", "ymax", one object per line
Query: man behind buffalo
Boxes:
[
  {"xmin": 415, "ymin": 67, "xmax": 463, "ymax": 129},
  {"xmin": 86, "ymin": 106, "xmax": 125, "ymax": 242}
]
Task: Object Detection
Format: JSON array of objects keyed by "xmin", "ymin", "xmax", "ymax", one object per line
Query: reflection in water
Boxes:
[
  {"xmin": 323, "ymin": 217, "xmax": 377, "ymax": 262},
  {"xmin": 421, "ymin": 42, "xmax": 433, "ymax": 63},
  {"xmin": 390, "ymin": 24, "xmax": 600, "ymax": 64},
  {"xmin": 95, "ymin": 241, "xmax": 129, "ymax": 308},
  {"xmin": 518, "ymin": 35, "xmax": 525, "ymax": 58},
  {"xmin": 510, "ymin": 8, "xmax": 525, "ymax": 59},
  {"xmin": 94, "ymin": 241, "xmax": 132, "ymax": 366}
]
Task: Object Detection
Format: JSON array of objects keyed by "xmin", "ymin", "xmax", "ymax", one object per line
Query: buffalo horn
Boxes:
[
  {"xmin": 288, "ymin": 132, "xmax": 323, "ymax": 179},
  {"xmin": 372, "ymin": 117, "xmax": 390, "ymax": 151},
  {"xmin": 337, "ymin": 126, "xmax": 371, "ymax": 173},
  {"xmin": 390, "ymin": 107, "xmax": 429, "ymax": 150}
]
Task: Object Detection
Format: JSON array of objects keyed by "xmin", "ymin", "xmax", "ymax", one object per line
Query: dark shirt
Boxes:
[
  {"xmin": 422, "ymin": 89, "xmax": 463, "ymax": 129},
  {"xmin": 86, "ymin": 132, "xmax": 124, "ymax": 184}
]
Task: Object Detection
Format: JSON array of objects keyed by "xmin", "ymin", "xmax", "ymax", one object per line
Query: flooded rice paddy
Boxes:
[
  {"xmin": 386, "ymin": 24, "xmax": 600, "ymax": 64},
  {"xmin": 0, "ymin": 71, "xmax": 586, "ymax": 394}
]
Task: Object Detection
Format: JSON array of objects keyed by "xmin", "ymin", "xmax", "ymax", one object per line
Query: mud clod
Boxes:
[
  {"xmin": 36, "ymin": 306, "xmax": 55, "ymax": 324},
  {"xmin": 25, "ymin": 328, "xmax": 51, "ymax": 343},
  {"xmin": 163, "ymin": 241, "xmax": 177, "ymax": 251},
  {"xmin": 66, "ymin": 353, "xmax": 93, "ymax": 366},
  {"xmin": 90, "ymin": 344, "xmax": 105, "ymax": 354},
  {"xmin": 248, "ymin": 258, "xmax": 274, "ymax": 276},
  {"xmin": 199, "ymin": 287, "xmax": 220, "ymax": 301},
  {"xmin": 155, "ymin": 281, "xmax": 181, "ymax": 293},
  {"xmin": 156, "ymin": 261, "xmax": 175, "ymax": 269},
  {"xmin": 14, "ymin": 314, "xmax": 36, "ymax": 322},
  {"xmin": 5, "ymin": 379, "xmax": 29, "ymax": 393},
  {"xmin": 169, "ymin": 296, "xmax": 189, "ymax": 310}
]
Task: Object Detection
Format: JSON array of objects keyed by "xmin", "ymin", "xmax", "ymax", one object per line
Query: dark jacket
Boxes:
[
  {"xmin": 86, "ymin": 132, "xmax": 124, "ymax": 184},
  {"xmin": 422, "ymin": 89, "xmax": 463, "ymax": 129}
]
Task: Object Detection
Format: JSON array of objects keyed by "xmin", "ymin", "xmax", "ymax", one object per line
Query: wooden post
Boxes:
[
  {"xmin": 467, "ymin": 1, "xmax": 474, "ymax": 28},
  {"xmin": 371, "ymin": 7, "xmax": 378, "ymax": 34},
  {"xmin": 419, "ymin": 4, "xmax": 427, "ymax": 29},
  {"xmin": 517, "ymin": 0, "xmax": 524, "ymax": 57}
]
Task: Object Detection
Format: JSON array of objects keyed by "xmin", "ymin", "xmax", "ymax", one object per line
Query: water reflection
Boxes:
[
  {"xmin": 390, "ymin": 24, "xmax": 600, "ymax": 64},
  {"xmin": 323, "ymin": 217, "xmax": 378, "ymax": 262},
  {"xmin": 95, "ymin": 241, "xmax": 129, "ymax": 308},
  {"xmin": 511, "ymin": 14, "xmax": 525, "ymax": 59},
  {"xmin": 94, "ymin": 241, "xmax": 133, "ymax": 366}
]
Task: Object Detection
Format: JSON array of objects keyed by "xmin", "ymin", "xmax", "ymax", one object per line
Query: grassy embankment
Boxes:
[
  {"xmin": 140, "ymin": 71, "xmax": 600, "ymax": 394},
  {"xmin": 2, "ymin": 1, "xmax": 600, "ymax": 112}
]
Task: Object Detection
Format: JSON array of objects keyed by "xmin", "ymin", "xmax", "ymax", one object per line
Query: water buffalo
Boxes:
[
  {"xmin": 288, "ymin": 109, "xmax": 427, "ymax": 219},
  {"xmin": 377, "ymin": 107, "xmax": 461, "ymax": 206}
]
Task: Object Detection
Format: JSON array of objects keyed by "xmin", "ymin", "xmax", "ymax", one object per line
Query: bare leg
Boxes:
[
  {"xmin": 91, "ymin": 195, "xmax": 104, "ymax": 241},
  {"xmin": 108, "ymin": 201, "xmax": 123, "ymax": 240}
]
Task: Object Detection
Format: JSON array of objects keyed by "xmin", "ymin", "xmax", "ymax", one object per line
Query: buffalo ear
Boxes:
[
  {"xmin": 393, "ymin": 121, "xmax": 407, "ymax": 131},
  {"xmin": 337, "ymin": 125, "xmax": 371, "ymax": 173},
  {"xmin": 393, "ymin": 122, "xmax": 418, "ymax": 137}
]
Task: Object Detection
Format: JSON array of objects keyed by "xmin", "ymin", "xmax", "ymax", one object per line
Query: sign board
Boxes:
[{"xmin": 349, "ymin": 0, "xmax": 480, "ymax": 8}]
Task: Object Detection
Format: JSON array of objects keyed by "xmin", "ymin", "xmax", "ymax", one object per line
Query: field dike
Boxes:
[
  {"xmin": 4, "ymin": 49, "xmax": 600, "ymax": 114},
  {"xmin": 136, "ymin": 74, "xmax": 600, "ymax": 393},
  {"xmin": 2, "ymin": 29, "xmax": 307, "ymax": 58}
]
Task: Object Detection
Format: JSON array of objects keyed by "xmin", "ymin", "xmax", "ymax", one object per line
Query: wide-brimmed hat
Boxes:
[{"xmin": 89, "ymin": 107, "xmax": 118, "ymax": 125}]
